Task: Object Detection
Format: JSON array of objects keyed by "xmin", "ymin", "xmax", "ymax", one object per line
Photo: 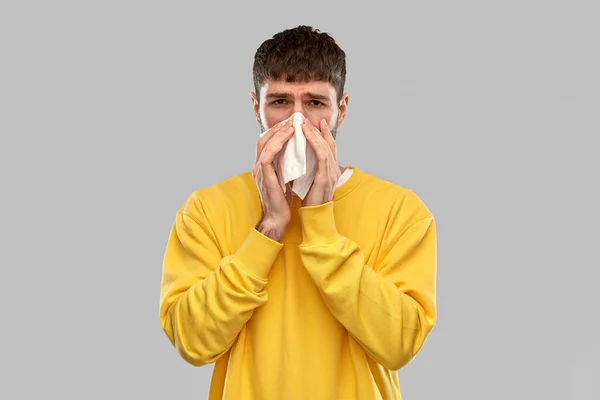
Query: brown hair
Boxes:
[{"xmin": 253, "ymin": 25, "xmax": 346, "ymax": 105}]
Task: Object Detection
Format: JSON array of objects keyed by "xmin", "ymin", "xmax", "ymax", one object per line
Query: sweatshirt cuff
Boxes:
[
  {"xmin": 298, "ymin": 201, "xmax": 340, "ymax": 244},
  {"xmin": 235, "ymin": 228, "xmax": 283, "ymax": 279}
]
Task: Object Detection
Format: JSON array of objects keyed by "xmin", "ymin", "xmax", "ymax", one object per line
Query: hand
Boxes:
[
  {"xmin": 301, "ymin": 118, "xmax": 342, "ymax": 207},
  {"xmin": 252, "ymin": 118, "xmax": 295, "ymax": 241}
]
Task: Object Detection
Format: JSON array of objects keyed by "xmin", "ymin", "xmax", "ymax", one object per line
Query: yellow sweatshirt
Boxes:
[{"xmin": 159, "ymin": 165, "xmax": 437, "ymax": 400}]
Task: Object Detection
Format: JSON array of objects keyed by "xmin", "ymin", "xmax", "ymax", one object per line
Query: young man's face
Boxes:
[{"xmin": 251, "ymin": 79, "xmax": 348, "ymax": 138}]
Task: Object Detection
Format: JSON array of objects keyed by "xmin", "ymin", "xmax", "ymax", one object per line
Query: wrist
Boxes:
[{"xmin": 256, "ymin": 218, "xmax": 287, "ymax": 242}]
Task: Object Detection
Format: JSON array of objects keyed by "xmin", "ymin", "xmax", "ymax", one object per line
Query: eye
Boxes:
[
  {"xmin": 271, "ymin": 99, "xmax": 287, "ymax": 105},
  {"xmin": 309, "ymin": 100, "xmax": 324, "ymax": 106}
]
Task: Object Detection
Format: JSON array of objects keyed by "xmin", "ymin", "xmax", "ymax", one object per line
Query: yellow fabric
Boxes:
[{"xmin": 159, "ymin": 166, "xmax": 437, "ymax": 400}]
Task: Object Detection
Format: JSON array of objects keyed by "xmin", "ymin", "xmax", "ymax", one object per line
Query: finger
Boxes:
[
  {"xmin": 261, "ymin": 125, "xmax": 295, "ymax": 164},
  {"xmin": 255, "ymin": 154, "xmax": 280, "ymax": 192},
  {"xmin": 256, "ymin": 119, "xmax": 288, "ymax": 160},
  {"xmin": 319, "ymin": 118, "xmax": 336, "ymax": 154},
  {"xmin": 302, "ymin": 119, "xmax": 330, "ymax": 168},
  {"xmin": 261, "ymin": 118, "xmax": 294, "ymax": 152},
  {"xmin": 262, "ymin": 162, "xmax": 279, "ymax": 189},
  {"xmin": 303, "ymin": 118, "xmax": 330, "ymax": 151},
  {"xmin": 256, "ymin": 118, "xmax": 293, "ymax": 161},
  {"xmin": 301, "ymin": 118, "xmax": 321, "ymax": 152}
]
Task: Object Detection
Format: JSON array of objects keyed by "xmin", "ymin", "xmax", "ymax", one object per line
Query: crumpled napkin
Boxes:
[{"xmin": 259, "ymin": 112, "xmax": 318, "ymax": 200}]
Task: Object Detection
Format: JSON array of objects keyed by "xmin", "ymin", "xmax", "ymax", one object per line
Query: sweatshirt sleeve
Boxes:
[
  {"xmin": 159, "ymin": 194, "xmax": 283, "ymax": 367},
  {"xmin": 297, "ymin": 199, "xmax": 437, "ymax": 371}
]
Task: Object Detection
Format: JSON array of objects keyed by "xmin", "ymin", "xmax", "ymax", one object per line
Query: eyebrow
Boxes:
[{"xmin": 265, "ymin": 92, "xmax": 330, "ymax": 101}]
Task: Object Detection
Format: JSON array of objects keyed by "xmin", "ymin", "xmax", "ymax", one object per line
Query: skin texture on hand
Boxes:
[
  {"xmin": 252, "ymin": 118, "xmax": 296, "ymax": 241},
  {"xmin": 255, "ymin": 217, "xmax": 287, "ymax": 242},
  {"xmin": 301, "ymin": 117, "xmax": 342, "ymax": 207}
]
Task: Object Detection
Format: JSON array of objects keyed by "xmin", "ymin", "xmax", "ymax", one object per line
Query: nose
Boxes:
[{"xmin": 293, "ymin": 102, "xmax": 306, "ymax": 115}]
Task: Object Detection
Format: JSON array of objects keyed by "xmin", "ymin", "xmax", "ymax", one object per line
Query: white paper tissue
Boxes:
[{"xmin": 259, "ymin": 112, "xmax": 317, "ymax": 200}]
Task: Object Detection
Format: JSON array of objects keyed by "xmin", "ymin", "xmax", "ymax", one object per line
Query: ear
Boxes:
[
  {"xmin": 250, "ymin": 92, "xmax": 261, "ymax": 125},
  {"xmin": 337, "ymin": 93, "xmax": 349, "ymax": 127}
]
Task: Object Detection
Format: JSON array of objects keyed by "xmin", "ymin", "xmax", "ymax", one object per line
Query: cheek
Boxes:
[
  {"xmin": 306, "ymin": 109, "xmax": 337, "ymax": 128},
  {"xmin": 261, "ymin": 109, "xmax": 289, "ymax": 129},
  {"xmin": 328, "ymin": 109, "xmax": 339, "ymax": 126}
]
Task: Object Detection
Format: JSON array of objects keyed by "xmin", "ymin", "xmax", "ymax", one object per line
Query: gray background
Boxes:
[{"xmin": 1, "ymin": 0, "xmax": 598, "ymax": 399}]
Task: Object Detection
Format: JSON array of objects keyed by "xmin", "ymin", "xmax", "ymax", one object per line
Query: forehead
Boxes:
[{"xmin": 261, "ymin": 79, "xmax": 336, "ymax": 97}]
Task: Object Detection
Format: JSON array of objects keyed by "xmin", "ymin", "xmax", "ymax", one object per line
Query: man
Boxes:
[{"xmin": 159, "ymin": 25, "xmax": 437, "ymax": 400}]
